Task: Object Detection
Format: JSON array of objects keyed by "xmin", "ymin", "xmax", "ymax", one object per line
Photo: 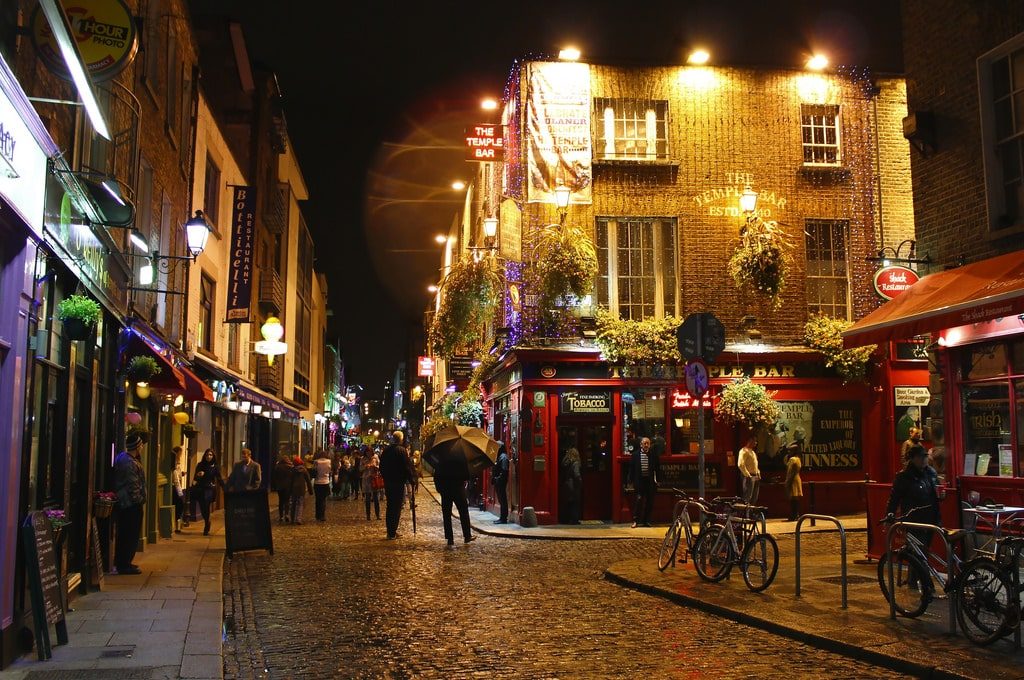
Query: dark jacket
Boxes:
[
  {"xmin": 113, "ymin": 451, "xmax": 146, "ymax": 509},
  {"xmin": 433, "ymin": 456, "xmax": 470, "ymax": 491},
  {"xmin": 273, "ymin": 460, "xmax": 293, "ymax": 493},
  {"xmin": 227, "ymin": 460, "xmax": 262, "ymax": 492},
  {"xmin": 193, "ymin": 459, "xmax": 224, "ymax": 490},
  {"xmin": 886, "ymin": 463, "xmax": 941, "ymax": 525},
  {"xmin": 492, "ymin": 452, "xmax": 509, "ymax": 488},
  {"xmin": 290, "ymin": 463, "xmax": 313, "ymax": 496},
  {"xmin": 379, "ymin": 444, "xmax": 412, "ymax": 488},
  {"xmin": 628, "ymin": 447, "xmax": 660, "ymax": 486}
]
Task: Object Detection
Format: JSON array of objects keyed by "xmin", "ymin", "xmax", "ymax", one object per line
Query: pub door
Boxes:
[{"xmin": 556, "ymin": 422, "xmax": 612, "ymax": 522}]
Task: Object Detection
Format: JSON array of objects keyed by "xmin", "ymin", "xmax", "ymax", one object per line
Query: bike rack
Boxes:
[
  {"xmin": 885, "ymin": 521, "xmax": 957, "ymax": 635},
  {"xmin": 794, "ymin": 514, "xmax": 847, "ymax": 609}
]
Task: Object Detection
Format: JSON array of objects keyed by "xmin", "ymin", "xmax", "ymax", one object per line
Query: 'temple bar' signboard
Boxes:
[{"xmin": 465, "ymin": 124, "xmax": 504, "ymax": 161}]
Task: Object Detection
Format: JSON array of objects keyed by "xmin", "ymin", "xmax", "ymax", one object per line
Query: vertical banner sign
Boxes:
[
  {"xmin": 226, "ymin": 186, "xmax": 255, "ymax": 322},
  {"xmin": 526, "ymin": 62, "xmax": 592, "ymax": 204}
]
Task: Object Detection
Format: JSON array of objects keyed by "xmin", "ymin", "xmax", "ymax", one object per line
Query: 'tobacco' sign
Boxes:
[
  {"xmin": 465, "ymin": 124, "xmax": 505, "ymax": 161},
  {"xmin": 873, "ymin": 265, "xmax": 920, "ymax": 301}
]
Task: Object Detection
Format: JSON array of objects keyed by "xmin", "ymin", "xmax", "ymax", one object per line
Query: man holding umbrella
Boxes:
[
  {"xmin": 380, "ymin": 431, "xmax": 414, "ymax": 539},
  {"xmin": 424, "ymin": 424, "xmax": 497, "ymax": 546}
]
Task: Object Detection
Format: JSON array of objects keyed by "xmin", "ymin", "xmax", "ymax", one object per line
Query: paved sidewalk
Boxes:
[{"xmin": 0, "ymin": 512, "xmax": 226, "ymax": 680}]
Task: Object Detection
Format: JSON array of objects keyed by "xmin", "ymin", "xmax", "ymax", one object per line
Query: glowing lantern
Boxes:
[
  {"xmin": 135, "ymin": 382, "xmax": 151, "ymax": 399},
  {"xmin": 254, "ymin": 316, "xmax": 288, "ymax": 366},
  {"xmin": 173, "ymin": 411, "xmax": 189, "ymax": 425}
]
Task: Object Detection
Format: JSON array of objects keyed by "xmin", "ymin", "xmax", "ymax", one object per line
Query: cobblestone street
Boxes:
[{"xmin": 223, "ymin": 490, "xmax": 905, "ymax": 679}]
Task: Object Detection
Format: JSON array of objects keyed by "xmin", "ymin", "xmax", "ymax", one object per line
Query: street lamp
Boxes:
[
  {"xmin": 254, "ymin": 316, "xmax": 288, "ymax": 366},
  {"xmin": 739, "ymin": 185, "xmax": 758, "ymax": 214},
  {"xmin": 554, "ymin": 184, "xmax": 572, "ymax": 225},
  {"xmin": 184, "ymin": 211, "xmax": 211, "ymax": 259},
  {"xmin": 483, "ymin": 217, "xmax": 498, "ymax": 239}
]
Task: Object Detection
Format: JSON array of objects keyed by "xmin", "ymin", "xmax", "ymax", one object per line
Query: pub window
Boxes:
[
  {"xmin": 800, "ymin": 104, "xmax": 841, "ymax": 166},
  {"xmin": 979, "ymin": 34, "xmax": 1024, "ymax": 233},
  {"xmin": 625, "ymin": 388, "xmax": 667, "ymax": 445},
  {"xmin": 804, "ymin": 219, "xmax": 850, "ymax": 320},
  {"xmin": 958, "ymin": 338, "xmax": 1023, "ymax": 477},
  {"xmin": 199, "ymin": 273, "xmax": 214, "ymax": 352},
  {"xmin": 203, "ymin": 154, "xmax": 221, "ymax": 230},
  {"xmin": 595, "ymin": 217, "xmax": 677, "ymax": 321},
  {"xmin": 593, "ymin": 98, "xmax": 669, "ymax": 160},
  {"xmin": 227, "ymin": 322, "xmax": 241, "ymax": 371}
]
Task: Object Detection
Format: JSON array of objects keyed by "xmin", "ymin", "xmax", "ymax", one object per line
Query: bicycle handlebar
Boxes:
[{"xmin": 879, "ymin": 505, "xmax": 935, "ymax": 524}]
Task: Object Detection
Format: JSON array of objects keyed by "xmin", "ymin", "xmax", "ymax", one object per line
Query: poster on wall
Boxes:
[
  {"xmin": 760, "ymin": 401, "xmax": 862, "ymax": 471},
  {"xmin": 999, "ymin": 444, "xmax": 1014, "ymax": 477},
  {"xmin": 894, "ymin": 386, "xmax": 930, "ymax": 443},
  {"xmin": 526, "ymin": 62, "xmax": 592, "ymax": 204}
]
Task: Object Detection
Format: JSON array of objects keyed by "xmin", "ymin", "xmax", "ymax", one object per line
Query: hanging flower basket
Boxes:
[
  {"xmin": 804, "ymin": 315, "xmax": 877, "ymax": 383},
  {"xmin": 531, "ymin": 223, "xmax": 598, "ymax": 305},
  {"xmin": 57, "ymin": 294, "xmax": 101, "ymax": 341},
  {"xmin": 727, "ymin": 218, "xmax": 792, "ymax": 308},
  {"xmin": 713, "ymin": 376, "xmax": 781, "ymax": 431},
  {"xmin": 126, "ymin": 355, "xmax": 161, "ymax": 382},
  {"xmin": 429, "ymin": 258, "xmax": 501, "ymax": 357},
  {"xmin": 93, "ymin": 493, "xmax": 116, "ymax": 518}
]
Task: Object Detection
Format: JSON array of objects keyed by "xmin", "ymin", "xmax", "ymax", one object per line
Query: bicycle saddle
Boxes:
[{"xmin": 943, "ymin": 528, "xmax": 969, "ymax": 543}]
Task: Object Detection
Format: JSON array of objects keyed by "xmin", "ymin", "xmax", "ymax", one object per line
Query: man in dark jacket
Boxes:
[
  {"xmin": 886, "ymin": 444, "xmax": 942, "ymax": 525},
  {"xmin": 272, "ymin": 454, "xmax": 293, "ymax": 522},
  {"xmin": 629, "ymin": 437, "xmax": 660, "ymax": 528},
  {"xmin": 434, "ymin": 453, "xmax": 475, "ymax": 546},
  {"xmin": 113, "ymin": 432, "xmax": 147, "ymax": 574},
  {"xmin": 492, "ymin": 444, "xmax": 510, "ymax": 524},
  {"xmin": 227, "ymin": 447, "xmax": 262, "ymax": 492},
  {"xmin": 379, "ymin": 431, "xmax": 412, "ymax": 539}
]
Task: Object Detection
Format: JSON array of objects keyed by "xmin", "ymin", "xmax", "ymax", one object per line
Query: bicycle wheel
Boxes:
[
  {"xmin": 877, "ymin": 549, "xmax": 932, "ymax": 618},
  {"xmin": 658, "ymin": 520, "xmax": 682, "ymax": 571},
  {"xmin": 741, "ymin": 533, "xmax": 780, "ymax": 592},
  {"xmin": 957, "ymin": 558, "xmax": 1013, "ymax": 646},
  {"xmin": 694, "ymin": 524, "xmax": 734, "ymax": 582}
]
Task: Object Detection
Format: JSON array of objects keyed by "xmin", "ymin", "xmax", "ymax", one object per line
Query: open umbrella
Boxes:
[{"xmin": 423, "ymin": 424, "xmax": 499, "ymax": 475}]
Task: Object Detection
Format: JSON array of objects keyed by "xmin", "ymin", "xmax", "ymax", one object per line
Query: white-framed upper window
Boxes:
[
  {"xmin": 595, "ymin": 217, "xmax": 677, "ymax": 321},
  {"xmin": 593, "ymin": 98, "xmax": 669, "ymax": 160},
  {"xmin": 801, "ymin": 104, "xmax": 841, "ymax": 166},
  {"xmin": 804, "ymin": 218, "xmax": 851, "ymax": 320},
  {"xmin": 979, "ymin": 33, "xmax": 1024, "ymax": 234}
]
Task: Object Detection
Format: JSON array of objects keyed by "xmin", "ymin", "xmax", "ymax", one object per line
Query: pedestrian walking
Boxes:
[
  {"xmin": 561, "ymin": 446, "xmax": 582, "ymax": 525},
  {"xmin": 113, "ymin": 432, "xmax": 146, "ymax": 574},
  {"xmin": 289, "ymin": 455, "xmax": 313, "ymax": 524},
  {"xmin": 193, "ymin": 449, "xmax": 224, "ymax": 535},
  {"xmin": 492, "ymin": 444, "xmax": 509, "ymax": 524},
  {"xmin": 379, "ymin": 431, "xmax": 413, "ymax": 539},
  {"xmin": 433, "ymin": 454, "xmax": 475, "ymax": 546},
  {"xmin": 349, "ymin": 449, "xmax": 362, "ymax": 501},
  {"xmin": 170, "ymin": 446, "xmax": 187, "ymax": 533},
  {"xmin": 273, "ymin": 454, "xmax": 293, "ymax": 522},
  {"xmin": 227, "ymin": 447, "xmax": 262, "ymax": 492},
  {"xmin": 313, "ymin": 449, "xmax": 332, "ymax": 521},
  {"xmin": 338, "ymin": 451, "xmax": 353, "ymax": 499},
  {"xmin": 785, "ymin": 445, "xmax": 804, "ymax": 521},
  {"xmin": 629, "ymin": 437, "xmax": 659, "ymax": 528},
  {"xmin": 737, "ymin": 436, "xmax": 761, "ymax": 504},
  {"xmin": 360, "ymin": 446, "xmax": 381, "ymax": 520}
]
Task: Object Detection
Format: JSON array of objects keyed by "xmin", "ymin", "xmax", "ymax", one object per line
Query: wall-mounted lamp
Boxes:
[
  {"xmin": 135, "ymin": 382, "xmax": 151, "ymax": 399},
  {"xmin": 184, "ymin": 211, "xmax": 211, "ymax": 259},
  {"xmin": 739, "ymin": 185, "xmax": 758, "ymax": 214},
  {"xmin": 483, "ymin": 217, "xmax": 498, "ymax": 239},
  {"xmin": 254, "ymin": 316, "xmax": 288, "ymax": 365}
]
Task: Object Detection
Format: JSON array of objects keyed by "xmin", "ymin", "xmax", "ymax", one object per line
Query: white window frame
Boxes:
[
  {"xmin": 800, "ymin": 104, "xmax": 842, "ymax": 167},
  {"xmin": 593, "ymin": 98, "xmax": 669, "ymax": 161},
  {"xmin": 804, "ymin": 218, "xmax": 851, "ymax": 320},
  {"xmin": 596, "ymin": 217, "xmax": 678, "ymax": 320},
  {"xmin": 978, "ymin": 32, "xmax": 1024, "ymax": 236}
]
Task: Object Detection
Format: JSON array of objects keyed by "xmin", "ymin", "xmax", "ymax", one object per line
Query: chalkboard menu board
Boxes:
[
  {"xmin": 21, "ymin": 512, "xmax": 68, "ymax": 659},
  {"xmin": 224, "ymin": 490, "xmax": 273, "ymax": 558}
]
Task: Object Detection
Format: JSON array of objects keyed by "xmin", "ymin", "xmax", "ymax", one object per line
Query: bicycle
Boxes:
[
  {"xmin": 959, "ymin": 535, "xmax": 1024, "ymax": 645},
  {"xmin": 658, "ymin": 488, "xmax": 712, "ymax": 571},
  {"xmin": 693, "ymin": 498, "xmax": 779, "ymax": 592},
  {"xmin": 878, "ymin": 509, "xmax": 1014, "ymax": 645}
]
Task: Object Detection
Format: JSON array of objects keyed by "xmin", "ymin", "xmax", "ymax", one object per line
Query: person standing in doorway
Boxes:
[
  {"xmin": 193, "ymin": 449, "xmax": 224, "ymax": 535},
  {"xmin": 785, "ymin": 445, "xmax": 804, "ymax": 521},
  {"xmin": 492, "ymin": 443, "xmax": 510, "ymax": 524},
  {"xmin": 113, "ymin": 432, "xmax": 146, "ymax": 574},
  {"xmin": 379, "ymin": 432, "xmax": 413, "ymax": 539},
  {"xmin": 629, "ymin": 437, "xmax": 659, "ymax": 528},
  {"xmin": 289, "ymin": 456, "xmax": 313, "ymax": 524},
  {"xmin": 170, "ymin": 446, "xmax": 187, "ymax": 533},
  {"xmin": 273, "ymin": 454, "xmax": 293, "ymax": 522},
  {"xmin": 312, "ymin": 450, "xmax": 332, "ymax": 521},
  {"xmin": 562, "ymin": 447, "xmax": 582, "ymax": 525},
  {"xmin": 738, "ymin": 436, "xmax": 761, "ymax": 504},
  {"xmin": 227, "ymin": 448, "xmax": 262, "ymax": 492}
]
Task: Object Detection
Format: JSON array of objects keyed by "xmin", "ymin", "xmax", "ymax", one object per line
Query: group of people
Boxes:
[{"xmin": 737, "ymin": 435, "xmax": 804, "ymax": 521}]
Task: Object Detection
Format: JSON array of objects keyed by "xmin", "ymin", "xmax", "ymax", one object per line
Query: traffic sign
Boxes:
[
  {"xmin": 677, "ymin": 313, "xmax": 725, "ymax": 363},
  {"xmin": 685, "ymin": 359, "xmax": 709, "ymax": 398}
]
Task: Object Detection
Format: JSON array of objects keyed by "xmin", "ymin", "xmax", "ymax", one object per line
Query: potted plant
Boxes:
[
  {"xmin": 714, "ymin": 376, "xmax": 781, "ymax": 432},
  {"xmin": 727, "ymin": 218, "xmax": 792, "ymax": 308},
  {"xmin": 93, "ymin": 491, "xmax": 117, "ymax": 519},
  {"xmin": 57, "ymin": 294, "xmax": 101, "ymax": 341},
  {"xmin": 428, "ymin": 258, "xmax": 501, "ymax": 357},
  {"xmin": 531, "ymin": 223, "xmax": 598, "ymax": 306},
  {"xmin": 804, "ymin": 315, "xmax": 877, "ymax": 383},
  {"xmin": 126, "ymin": 355, "xmax": 161, "ymax": 382}
]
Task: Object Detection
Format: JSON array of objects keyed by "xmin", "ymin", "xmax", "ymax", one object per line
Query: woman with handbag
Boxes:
[
  {"xmin": 360, "ymin": 446, "xmax": 381, "ymax": 521},
  {"xmin": 193, "ymin": 449, "xmax": 224, "ymax": 535}
]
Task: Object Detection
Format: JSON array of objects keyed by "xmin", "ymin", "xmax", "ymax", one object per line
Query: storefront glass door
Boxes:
[{"xmin": 557, "ymin": 423, "xmax": 612, "ymax": 522}]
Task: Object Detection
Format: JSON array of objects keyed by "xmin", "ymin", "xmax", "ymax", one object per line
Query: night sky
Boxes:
[{"xmin": 205, "ymin": 1, "xmax": 902, "ymax": 394}]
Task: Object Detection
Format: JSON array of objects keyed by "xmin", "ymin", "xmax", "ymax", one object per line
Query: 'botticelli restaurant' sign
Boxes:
[
  {"xmin": 560, "ymin": 391, "xmax": 612, "ymax": 415},
  {"xmin": 873, "ymin": 265, "xmax": 920, "ymax": 301},
  {"xmin": 226, "ymin": 186, "xmax": 255, "ymax": 322}
]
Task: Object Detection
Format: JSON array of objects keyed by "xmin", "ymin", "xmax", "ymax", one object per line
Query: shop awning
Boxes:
[
  {"xmin": 178, "ymin": 364, "xmax": 215, "ymax": 402},
  {"xmin": 843, "ymin": 251, "xmax": 1024, "ymax": 348},
  {"xmin": 123, "ymin": 332, "xmax": 186, "ymax": 391}
]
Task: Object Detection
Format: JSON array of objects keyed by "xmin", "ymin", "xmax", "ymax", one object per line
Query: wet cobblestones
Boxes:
[{"xmin": 223, "ymin": 490, "xmax": 906, "ymax": 679}]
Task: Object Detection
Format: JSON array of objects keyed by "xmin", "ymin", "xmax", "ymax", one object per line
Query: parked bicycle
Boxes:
[
  {"xmin": 693, "ymin": 497, "xmax": 779, "ymax": 592},
  {"xmin": 658, "ymin": 488, "xmax": 713, "ymax": 571},
  {"xmin": 878, "ymin": 509, "xmax": 1016, "ymax": 645}
]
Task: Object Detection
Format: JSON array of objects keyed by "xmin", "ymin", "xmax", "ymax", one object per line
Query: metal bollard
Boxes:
[{"xmin": 794, "ymin": 514, "xmax": 847, "ymax": 609}]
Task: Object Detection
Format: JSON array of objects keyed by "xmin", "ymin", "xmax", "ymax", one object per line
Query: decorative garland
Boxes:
[
  {"xmin": 714, "ymin": 376, "xmax": 781, "ymax": 431},
  {"xmin": 593, "ymin": 309, "xmax": 683, "ymax": 364},
  {"xmin": 804, "ymin": 315, "xmax": 876, "ymax": 383},
  {"xmin": 429, "ymin": 258, "xmax": 501, "ymax": 357},
  {"xmin": 531, "ymin": 223, "xmax": 598, "ymax": 305},
  {"xmin": 727, "ymin": 217, "xmax": 792, "ymax": 308}
]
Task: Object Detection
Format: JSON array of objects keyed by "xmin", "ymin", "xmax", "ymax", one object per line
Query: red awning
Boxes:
[
  {"xmin": 178, "ymin": 364, "xmax": 215, "ymax": 402},
  {"xmin": 843, "ymin": 250, "xmax": 1024, "ymax": 348},
  {"xmin": 124, "ymin": 333, "xmax": 186, "ymax": 391}
]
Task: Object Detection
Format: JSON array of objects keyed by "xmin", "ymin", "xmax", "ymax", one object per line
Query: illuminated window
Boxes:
[
  {"xmin": 800, "ymin": 104, "xmax": 841, "ymax": 166},
  {"xmin": 804, "ymin": 219, "xmax": 850, "ymax": 320},
  {"xmin": 596, "ymin": 217, "xmax": 677, "ymax": 321},
  {"xmin": 980, "ymin": 35, "xmax": 1024, "ymax": 232},
  {"xmin": 203, "ymin": 155, "xmax": 220, "ymax": 229},
  {"xmin": 593, "ymin": 98, "xmax": 668, "ymax": 160},
  {"xmin": 199, "ymin": 273, "xmax": 214, "ymax": 351}
]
